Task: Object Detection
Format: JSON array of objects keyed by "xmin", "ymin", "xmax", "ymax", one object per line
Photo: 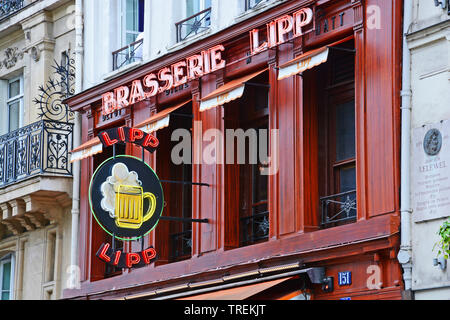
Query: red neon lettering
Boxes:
[
  {"xmin": 98, "ymin": 243, "xmax": 111, "ymax": 262},
  {"xmin": 142, "ymin": 134, "xmax": 159, "ymax": 148},
  {"xmin": 250, "ymin": 29, "xmax": 267, "ymax": 55},
  {"xmin": 129, "ymin": 80, "xmax": 145, "ymax": 105},
  {"xmin": 186, "ymin": 55, "xmax": 204, "ymax": 80},
  {"xmin": 143, "ymin": 73, "xmax": 159, "ymax": 98},
  {"xmin": 118, "ymin": 127, "xmax": 126, "ymax": 142},
  {"xmin": 101, "ymin": 132, "xmax": 118, "ymax": 147},
  {"xmin": 113, "ymin": 250, "xmax": 121, "ymax": 266},
  {"xmin": 209, "ymin": 45, "xmax": 226, "ymax": 72},
  {"xmin": 158, "ymin": 67, "xmax": 173, "ymax": 93},
  {"xmin": 126, "ymin": 253, "xmax": 141, "ymax": 268},
  {"xmin": 202, "ymin": 50, "xmax": 211, "ymax": 74},
  {"xmin": 142, "ymin": 248, "xmax": 157, "ymax": 264},
  {"xmin": 102, "ymin": 92, "xmax": 116, "ymax": 115},
  {"xmin": 172, "ymin": 61, "xmax": 188, "ymax": 86},
  {"xmin": 294, "ymin": 8, "xmax": 313, "ymax": 37},
  {"xmin": 115, "ymin": 86, "xmax": 130, "ymax": 110},
  {"xmin": 267, "ymin": 21, "xmax": 277, "ymax": 48},
  {"xmin": 276, "ymin": 15, "xmax": 294, "ymax": 45},
  {"xmin": 129, "ymin": 128, "xmax": 144, "ymax": 142}
]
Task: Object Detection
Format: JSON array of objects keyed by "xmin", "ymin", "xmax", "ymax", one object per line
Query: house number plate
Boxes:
[{"xmin": 338, "ymin": 271, "xmax": 352, "ymax": 286}]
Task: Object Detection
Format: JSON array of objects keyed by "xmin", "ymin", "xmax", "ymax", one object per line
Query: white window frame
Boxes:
[
  {"xmin": 6, "ymin": 76, "xmax": 24, "ymax": 133},
  {"xmin": 119, "ymin": 0, "xmax": 143, "ymax": 47},
  {"xmin": 186, "ymin": 0, "xmax": 211, "ymax": 16},
  {"xmin": 0, "ymin": 253, "xmax": 15, "ymax": 301}
]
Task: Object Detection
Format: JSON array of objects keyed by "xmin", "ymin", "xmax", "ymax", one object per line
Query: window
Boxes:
[
  {"xmin": 0, "ymin": 253, "xmax": 15, "ymax": 300},
  {"xmin": 120, "ymin": 0, "xmax": 145, "ymax": 46},
  {"xmin": 245, "ymin": 0, "xmax": 266, "ymax": 11},
  {"xmin": 155, "ymin": 102, "xmax": 193, "ymax": 263},
  {"xmin": 113, "ymin": 0, "xmax": 145, "ymax": 70},
  {"xmin": 176, "ymin": 0, "xmax": 211, "ymax": 42},
  {"xmin": 313, "ymin": 40, "xmax": 356, "ymax": 229},
  {"xmin": 186, "ymin": 0, "xmax": 211, "ymax": 17},
  {"xmin": 224, "ymin": 72, "xmax": 270, "ymax": 248},
  {"xmin": 7, "ymin": 77, "xmax": 23, "ymax": 133},
  {"xmin": 45, "ymin": 231, "xmax": 57, "ymax": 283}
]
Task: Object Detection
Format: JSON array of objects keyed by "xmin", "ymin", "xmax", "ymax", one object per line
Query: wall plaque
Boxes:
[{"xmin": 412, "ymin": 120, "xmax": 450, "ymax": 222}]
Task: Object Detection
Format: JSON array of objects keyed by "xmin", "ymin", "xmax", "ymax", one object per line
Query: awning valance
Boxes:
[
  {"xmin": 277, "ymin": 47, "xmax": 329, "ymax": 81},
  {"xmin": 70, "ymin": 137, "xmax": 103, "ymax": 163},
  {"xmin": 70, "ymin": 99, "xmax": 191, "ymax": 163},
  {"xmin": 277, "ymin": 36, "xmax": 355, "ymax": 81},
  {"xmin": 135, "ymin": 99, "xmax": 192, "ymax": 134},
  {"xmin": 177, "ymin": 277, "xmax": 293, "ymax": 300},
  {"xmin": 199, "ymin": 68, "xmax": 268, "ymax": 112}
]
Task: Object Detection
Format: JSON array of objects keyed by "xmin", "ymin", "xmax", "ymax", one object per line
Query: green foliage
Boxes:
[{"xmin": 434, "ymin": 218, "xmax": 450, "ymax": 260}]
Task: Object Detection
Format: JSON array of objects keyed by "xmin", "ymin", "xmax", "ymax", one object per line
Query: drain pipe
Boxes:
[
  {"xmin": 69, "ymin": 0, "xmax": 84, "ymax": 288},
  {"xmin": 397, "ymin": 0, "xmax": 413, "ymax": 294}
]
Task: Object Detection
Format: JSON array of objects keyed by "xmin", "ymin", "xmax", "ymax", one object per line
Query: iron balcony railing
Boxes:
[
  {"xmin": 0, "ymin": 0, "xmax": 24, "ymax": 20},
  {"xmin": 0, "ymin": 120, "xmax": 73, "ymax": 189},
  {"xmin": 245, "ymin": 0, "xmax": 266, "ymax": 11},
  {"xmin": 112, "ymin": 38, "xmax": 144, "ymax": 71},
  {"xmin": 240, "ymin": 211, "xmax": 269, "ymax": 246},
  {"xmin": 176, "ymin": 7, "xmax": 211, "ymax": 42},
  {"xmin": 320, "ymin": 190, "xmax": 357, "ymax": 228}
]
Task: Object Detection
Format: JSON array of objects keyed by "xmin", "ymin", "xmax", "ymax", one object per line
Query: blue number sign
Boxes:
[{"xmin": 338, "ymin": 271, "xmax": 352, "ymax": 286}]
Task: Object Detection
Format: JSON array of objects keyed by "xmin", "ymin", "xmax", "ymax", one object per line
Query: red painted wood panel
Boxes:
[{"xmin": 363, "ymin": 0, "xmax": 401, "ymax": 217}]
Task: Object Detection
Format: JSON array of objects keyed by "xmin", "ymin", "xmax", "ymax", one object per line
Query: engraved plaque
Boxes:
[{"xmin": 412, "ymin": 121, "xmax": 450, "ymax": 222}]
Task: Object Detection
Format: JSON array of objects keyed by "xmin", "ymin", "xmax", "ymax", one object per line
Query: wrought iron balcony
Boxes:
[
  {"xmin": 240, "ymin": 211, "xmax": 269, "ymax": 246},
  {"xmin": 112, "ymin": 38, "xmax": 144, "ymax": 71},
  {"xmin": 0, "ymin": 120, "xmax": 73, "ymax": 189},
  {"xmin": 176, "ymin": 8, "xmax": 211, "ymax": 42},
  {"xmin": 245, "ymin": 0, "xmax": 266, "ymax": 11},
  {"xmin": 170, "ymin": 230, "xmax": 192, "ymax": 262},
  {"xmin": 0, "ymin": 0, "xmax": 24, "ymax": 20},
  {"xmin": 320, "ymin": 190, "xmax": 357, "ymax": 228}
]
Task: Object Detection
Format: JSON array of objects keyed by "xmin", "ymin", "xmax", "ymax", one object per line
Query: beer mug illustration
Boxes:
[{"xmin": 115, "ymin": 184, "xmax": 157, "ymax": 229}]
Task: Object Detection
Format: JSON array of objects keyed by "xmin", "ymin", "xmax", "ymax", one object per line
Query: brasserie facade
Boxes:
[{"xmin": 63, "ymin": 0, "xmax": 404, "ymax": 300}]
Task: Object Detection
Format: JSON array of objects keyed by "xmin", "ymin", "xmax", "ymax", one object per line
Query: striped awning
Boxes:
[
  {"xmin": 277, "ymin": 36, "xmax": 355, "ymax": 80},
  {"xmin": 277, "ymin": 47, "xmax": 329, "ymax": 80},
  {"xmin": 70, "ymin": 99, "xmax": 191, "ymax": 163},
  {"xmin": 199, "ymin": 68, "xmax": 268, "ymax": 112},
  {"xmin": 135, "ymin": 99, "xmax": 192, "ymax": 134},
  {"xmin": 70, "ymin": 137, "xmax": 103, "ymax": 163}
]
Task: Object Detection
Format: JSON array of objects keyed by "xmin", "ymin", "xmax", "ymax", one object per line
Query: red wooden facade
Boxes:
[{"xmin": 64, "ymin": 0, "xmax": 404, "ymax": 300}]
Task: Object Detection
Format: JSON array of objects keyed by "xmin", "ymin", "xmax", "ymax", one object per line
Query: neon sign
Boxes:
[
  {"xmin": 90, "ymin": 128, "xmax": 164, "ymax": 269},
  {"xmin": 102, "ymin": 45, "xmax": 226, "ymax": 115},
  {"xmin": 101, "ymin": 6, "xmax": 313, "ymax": 114},
  {"xmin": 250, "ymin": 7, "xmax": 313, "ymax": 55}
]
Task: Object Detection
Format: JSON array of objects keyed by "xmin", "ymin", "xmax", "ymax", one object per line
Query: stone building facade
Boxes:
[{"xmin": 0, "ymin": 0, "xmax": 75, "ymax": 300}]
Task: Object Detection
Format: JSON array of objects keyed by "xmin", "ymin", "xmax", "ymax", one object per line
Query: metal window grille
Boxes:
[
  {"xmin": 320, "ymin": 190, "xmax": 357, "ymax": 228},
  {"xmin": 175, "ymin": 8, "xmax": 211, "ymax": 42}
]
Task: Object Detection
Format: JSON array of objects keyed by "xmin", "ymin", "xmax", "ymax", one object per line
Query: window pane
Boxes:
[
  {"xmin": 126, "ymin": 0, "xmax": 139, "ymax": 32},
  {"xmin": 2, "ymin": 262, "xmax": 11, "ymax": 291},
  {"xmin": 8, "ymin": 80, "xmax": 20, "ymax": 98},
  {"xmin": 186, "ymin": 0, "xmax": 200, "ymax": 16},
  {"xmin": 340, "ymin": 166, "xmax": 356, "ymax": 193},
  {"xmin": 336, "ymin": 100, "xmax": 355, "ymax": 161},
  {"xmin": 1, "ymin": 292, "xmax": 9, "ymax": 300},
  {"xmin": 8, "ymin": 101, "xmax": 20, "ymax": 132}
]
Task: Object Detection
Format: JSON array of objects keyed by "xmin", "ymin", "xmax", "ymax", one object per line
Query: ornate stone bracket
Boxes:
[
  {"xmin": 0, "ymin": 194, "xmax": 69, "ymax": 237},
  {"xmin": 0, "ymin": 47, "xmax": 24, "ymax": 70}
]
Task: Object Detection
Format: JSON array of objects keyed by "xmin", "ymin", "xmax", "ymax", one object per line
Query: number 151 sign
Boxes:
[{"xmin": 338, "ymin": 271, "xmax": 352, "ymax": 286}]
